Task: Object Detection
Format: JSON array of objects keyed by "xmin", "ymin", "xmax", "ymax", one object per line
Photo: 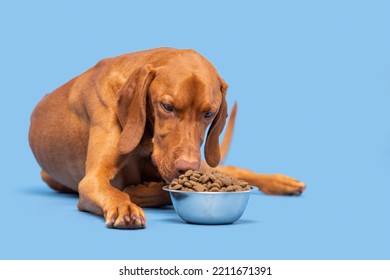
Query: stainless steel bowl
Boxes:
[{"xmin": 163, "ymin": 186, "xmax": 255, "ymax": 225}]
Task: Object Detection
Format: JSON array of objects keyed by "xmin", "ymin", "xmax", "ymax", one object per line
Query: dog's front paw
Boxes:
[
  {"xmin": 104, "ymin": 202, "xmax": 146, "ymax": 229},
  {"xmin": 261, "ymin": 174, "xmax": 306, "ymax": 196}
]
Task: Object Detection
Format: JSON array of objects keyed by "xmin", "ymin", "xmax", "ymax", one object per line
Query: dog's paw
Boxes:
[
  {"xmin": 261, "ymin": 174, "xmax": 306, "ymax": 196},
  {"xmin": 104, "ymin": 202, "xmax": 146, "ymax": 229}
]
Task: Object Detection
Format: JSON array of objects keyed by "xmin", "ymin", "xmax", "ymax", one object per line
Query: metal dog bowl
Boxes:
[{"xmin": 162, "ymin": 186, "xmax": 255, "ymax": 225}]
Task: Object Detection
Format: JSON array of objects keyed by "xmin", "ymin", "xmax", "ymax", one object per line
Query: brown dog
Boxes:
[{"xmin": 29, "ymin": 48, "xmax": 305, "ymax": 229}]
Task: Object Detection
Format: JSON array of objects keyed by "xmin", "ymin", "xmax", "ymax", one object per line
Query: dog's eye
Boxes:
[
  {"xmin": 204, "ymin": 111, "xmax": 215, "ymax": 119},
  {"xmin": 161, "ymin": 102, "xmax": 174, "ymax": 112}
]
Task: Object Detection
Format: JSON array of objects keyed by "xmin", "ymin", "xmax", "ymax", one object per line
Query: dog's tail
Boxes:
[{"xmin": 219, "ymin": 102, "xmax": 237, "ymax": 164}]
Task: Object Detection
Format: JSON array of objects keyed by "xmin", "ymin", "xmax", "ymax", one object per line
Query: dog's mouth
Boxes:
[{"xmin": 151, "ymin": 153, "xmax": 176, "ymax": 184}]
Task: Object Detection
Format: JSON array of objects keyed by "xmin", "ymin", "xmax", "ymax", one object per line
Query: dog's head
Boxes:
[{"xmin": 116, "ymin": 49, "xmax": 228, "ymax": 182}]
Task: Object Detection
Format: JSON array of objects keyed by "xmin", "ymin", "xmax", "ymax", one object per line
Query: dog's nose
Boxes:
[{"xmin": 175, "ymin": 158, "xmax": 200, "ymax": 174}]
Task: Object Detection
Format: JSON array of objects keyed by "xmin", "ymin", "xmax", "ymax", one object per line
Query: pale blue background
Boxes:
[{"xmin": 0, "ymin": 0, "xmax": 389, "ymax": 259}]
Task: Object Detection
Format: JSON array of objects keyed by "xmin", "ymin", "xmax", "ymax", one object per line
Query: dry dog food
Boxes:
[{"xmin": 168, "ymin": 170, "xmax": 251, "ymax": 192}]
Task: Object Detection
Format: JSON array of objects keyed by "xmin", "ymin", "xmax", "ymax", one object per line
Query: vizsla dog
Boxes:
[{"xmin": 29, "ymin": 47, "xmax": 305, "ymax": 229}]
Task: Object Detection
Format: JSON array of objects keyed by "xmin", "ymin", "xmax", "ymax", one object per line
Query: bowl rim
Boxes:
[{"xmin": 162, "ymin": 185, "xmax": 256, "ymax": 194}]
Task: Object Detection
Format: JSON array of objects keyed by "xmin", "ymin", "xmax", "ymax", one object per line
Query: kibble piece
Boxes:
[
  {"xmin": 191, "ymin": 172, "xmax": 201, "ymax": 179},
  {"xmin": 226, "ymin": 186, "xmax": 235, "ymax": 192},
  {"xmin": 170, "ymin": 184, "xmax": 183, "ymax": 190},
  {"xmin": 214, "ymin": 179, "xmax": 224, "ymax": 187},
  {"xmin": 189, "ymin": 180, "xmax": 200, "ymax": 186},
  {"xmin": 238, "ymin": 180, "xmax": 248, "ymax": 187},
  {"xmin": 184, "ymin": 170, "xmax": 193, "ymax": 177},
  {"xmin": 200, "ymin": 175, "xmax": 210, "ymax": 184},
  {"xmin": 194, "ymin": 185, "xmax": 206, "ymax": 192},
  {"xmin": 208, "ymin": 174, "xmax": 216, "ymax": 182},
  {"xmin": 209, "ymin": 183, "xmax": 220, "ymax": 189},
  {"xmin": 209, "ymin": 187, "xmax": 219, "ymax": 192},
  {"xmin": 223, "ymin": 177, "xmax": 231, "ymax": 186},
  {"xmin": 184, "ymin": 181, "xmax": 193, "ymax": 188},
  {"xmin": 178, "ymin": 179, "xmax": 185, "ymax": 184},
  {"xmin": 171, "ymin": 179, "xmax": 179, "ymax": 185}
]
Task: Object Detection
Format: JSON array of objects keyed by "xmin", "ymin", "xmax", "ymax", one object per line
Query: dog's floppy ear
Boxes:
[
  {"xmin": 116, "ymin": 65, "xmax": 155, "ymax": 154},
  {"xmin": 204, "ymin": 79, "xmax": 228, "ymax": 167}
]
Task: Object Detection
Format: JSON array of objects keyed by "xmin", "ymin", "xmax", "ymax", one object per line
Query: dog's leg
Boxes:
[
  {"xmin": 41, "ymin": 170, "xmax": 77, "ymax": 194},
  {"xmin": 123, "ymin": 182, "xmax": 172, "ymax": 208},
  {"xmin": 201, "ymin": 163, "xmax": 306, "ymax": 195},
  {"xmin": 77, "ymin": 123, "xmax": 146, "ymax": 229}
]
